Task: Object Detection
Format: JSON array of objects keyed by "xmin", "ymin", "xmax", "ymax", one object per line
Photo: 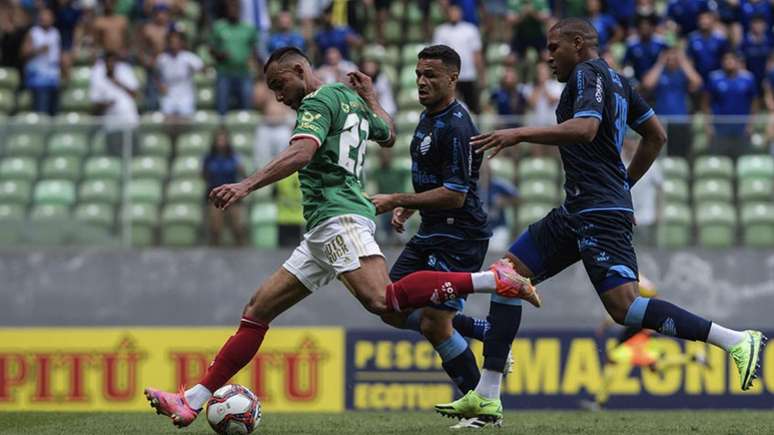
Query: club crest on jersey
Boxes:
[{"xmin": 420, "ymin": 134, "xmax": 432, "ymax": 155}]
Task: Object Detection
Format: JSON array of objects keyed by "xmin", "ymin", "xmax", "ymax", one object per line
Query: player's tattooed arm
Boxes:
[
  {"xmin": 471, "ymin": 117, "xmax": 600, "ymax": 158},
  {"xmin": 347, "ymin": 71, "xmax": 396, "ymax": 147},
  {"xmin": 371, "ymin": 187, "xmax": 465, "ymax": 215},
  {"xmin": 627, "ymin": 116, "xmax": 667, "ymax": 186},
  {"xmin": 209, "ymin": 138, "xmax": 318, "ymax": 210}
]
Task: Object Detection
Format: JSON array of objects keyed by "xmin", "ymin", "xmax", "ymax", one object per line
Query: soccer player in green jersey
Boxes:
[{"xmin": 144, "ymin": 47, "xmax": 537, "ymax": 428}]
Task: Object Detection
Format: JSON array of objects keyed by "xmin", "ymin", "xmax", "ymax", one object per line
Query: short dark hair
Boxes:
[
  {"xmin": 417, "ymin": 45, "xmax": 461, "ymax": 73},
  {"xmin": 263, "ymin": 46, "xmax": 311, "ymax": 73},
  {"xmin": 550, "ymin": 17, "xmax": 599, "ymax": 48}
]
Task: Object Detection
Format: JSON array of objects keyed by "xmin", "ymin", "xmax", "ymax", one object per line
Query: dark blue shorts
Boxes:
[
  {"xmin": 509, "ymin": 207, "xmax": 638, "ymax": 293},
  {"xmin": 390, "ymin": 236, "xmax": 489, "ymax": 311}
]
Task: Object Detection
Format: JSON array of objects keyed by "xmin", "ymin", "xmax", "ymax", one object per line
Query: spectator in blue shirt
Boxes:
[
  {"xmin": 624, "ymin": 14, "xmax": 668, "ymax": 81},
  {"xmin": 667, "ymin": 0, "xmax": 710, "ymax": 36},
  {"xmin": 490, "ymin": 68, "xmax": 528, "ymax": 128},
  {"xmin": 607, "ymin": 0, "xmax": 636, "ymax": 29},
  {"xmin": 740, "ymin": 0, "xmax": 773, "ymax": 33},
  {"xmin": 313, "ymin": 7, "xmax": 362, "ymax": 64},
  {"xmin": 706, "ymin": 51, "xmax": 758, "ymax": 158},
  {"xmin": 452, "ymin": 0, "xmax": 480, "ymax": 26},
  {"xmin": 586, "ymin": 0, "xmax": 622, "ymax": 49},
  {"xmin": 740, "ymin": 14, "xmax": 772, "ymax": 91},
  {"xmin": 203, "ymin": 127, "xmax": 247, "ymax": 246},
  {"xmin": 642, "ymin": 47, "xmax": 703, "ymax": 157},
  {"xmin": 687, "ymin": 10, "xmax": 729, "ymax": 82},
  {"xmin": 267, "ymin": 10, "xmax": 305, "ymax": 54}
]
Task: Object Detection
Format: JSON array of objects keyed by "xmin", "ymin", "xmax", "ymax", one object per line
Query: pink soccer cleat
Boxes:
[
  {"xmin": 144, "ymin": 387, "xmax": 200, "ymax": 428},
  {"xmin": 490, "ymin": 259, "xmax": 542, "ymax": 308}
]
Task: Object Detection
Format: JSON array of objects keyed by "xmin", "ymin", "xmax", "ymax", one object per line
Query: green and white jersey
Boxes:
[{"xmin": 290, "ymin": 83, "xmax": 391, "ymax": 230}]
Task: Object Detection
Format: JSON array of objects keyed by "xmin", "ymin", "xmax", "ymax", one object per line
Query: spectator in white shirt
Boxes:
[
  {"xmin": 21, "ymin": 8, "xmax": 62, "ymax": 116},
  {"xmin": 89, "ymin": 51, "xmax": 139, "ymax": 156},
  {"xmin": 361, "ymin": 58, "xmax": 396, "ymax": 117},
  {"xmin": 432, "ymin": 5, "xmax": 484, "ymax": 113},
  {"xmin": 316, "ymin": 46, "xmax": 357, "ymax": 84},
  {"xmin": 523, "ymin": 62, "xmax": 564, "ymax": 127},
  {"xmin": 623, "ymin": 138, "xmax": 663, "ymax": 246},
  {"xmin": 155, "ymin": 31, "xmax": 204, "ymax": 122}
]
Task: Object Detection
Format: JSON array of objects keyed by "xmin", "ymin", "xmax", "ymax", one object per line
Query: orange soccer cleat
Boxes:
[{"xmin": 490, "ymin": 259, "xmax": 542, "ymax": 308}]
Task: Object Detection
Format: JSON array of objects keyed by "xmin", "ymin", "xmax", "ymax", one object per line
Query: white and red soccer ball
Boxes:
[{"xmin": 206, "ymin": 384, "xmax": 262, "ymax": 435}]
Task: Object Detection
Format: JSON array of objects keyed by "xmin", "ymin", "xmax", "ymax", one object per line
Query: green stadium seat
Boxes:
[
  {"xmin": 657, "ymin": 203, "xmax": 692, "ymax": 248},
  {"xmin": 194, "ymin": 69, "xmax": 216, "ymax": 87},
  {"xmin": 60, "ymin": 88, "xmax": 91, "ymax": 112},
  {"xmin": 40, "ymin": 156, "xmax": 80, "ymax": 181},
  {"xmin": 740, "ymin": 203, "xmax": 774, "ymax": 247},
  {"xmin": 53, "ymin": 112, "xmax": 94, "ymax": 133},
  {"xmin": 33, "ymin": 179, "xmax": 76, "ymax": 206},
  {"xmin": 27, "ymin": 204, "xmax": 70, "ymax": 244},
  {"xmin": 161, "ymin": 203, "xmax": 202, "ymax": 246},
  {"xmin": 166, "ymin": 178, "xmax": 205, "ymax": 203},
  {"xmin": 737, "ymin": 155, "xmax": 774, "ymax": 180},
  {"xmin": 661, "ymin": 157, "xmax": 690, "ymax": 181},
  {"xmin": 125, "ymin": 203, "xmax": 158, "ymax": 246},
  {"xmin": 71, "ymin": 203, "xmax": 116, "ymax": 244},
  {"xmin": 139, "ymin": 111, "xmax": 166, "ymax": 132},
  {"xmin": 384, "ymin": 19, "xmax": 403, "ymax": 44},
  {"xmin": 15, "ymin": 91, "xmax": 31, "ymax": 112},
  {"xmin": 12, "ymin": 112, "xmax": 51, "ymax": 133},
  {"xmin": 0, "ymin": 67, "xmax": 19, "ymax": 89},
  {"xmin": 695, "ymin": 202, "xmax": 736, "ymax": 248},
  {"xmin": 399, "ymin": 66, "xmax": 416, "ymax": 89},
  {"xmin": 738, "ymin": 178, "xmax": 772, "ymax": 203},
  {"xmin": 485, "ymin": 65, "xmax": 506, "ymax": 87},
  {"xmin": 397, "ymin": 88, "xmax": 422, "ymax": 110},
  {"xmin": 401, "ymin": 44, "xmax": 425, "ymax": 64},
  {"xmin": 127, "ymin": 178, "xmax": 162, "ymax": 204},
  {"xmin": 47, "ymin": 132, "xmax": 89, "ymax": 157},
  {"xmin": 0, "ymin": 157, "xmax": 37, "ymax": 181},
  {"xmin": 395, "ymin": 111, "xmax": 421, "ymax": 134},
  {"xmin": 74, "ymin": 202, "xmax": 113, "ymax": 225},
  {"xmin": 79, "ymin": 179, "xmax": 120, "ymax": 204},
  {"xmin": 693, "ymin": 178, "xmax": 732, "ymax": 203},
  {"xmin": 518, "ymin": 157, "xmax": 560, "ymax": 181},
  {"xmin": 139, "ymin": 132, "xmax": 173, "ymax": 157},
  {"xmin": 190, "ymin": 110, "xmax": 219, "ymax": 132},
  {"xmin": 0, "ymin": 179, "xmax": 31, "ymax": 204},
  {"xmin": 70, "ymin": 66, "xmax": 91, "ymax": 88},
  {"xmin": 171, "ymin": 155, "xmax": 202, "ymax": 179},
  {"xmin": 130, "ymin": 156, "xmax": 168, "ymax": 180},
  {"xmin": 486, "ymin": 43, "xmax": 512, "ymax": 64},
  {"xmin": 177, "ymin": 132, "xmax": 210, "ymax": 156},
  {"xmin": 250, "ymin": 203, "xmax": 278, "ymax": 248},
  {"xmin": 197, "ymin": 86, "xmax": 215, "ymax": 110},
  {"xmin": 662, "ymin": 178, "xmax": 689, "ymax": 203},
  {"xmin": 5, "ymin": 132, "xmax": 45, "ymax": 157},
  {"xmin": 0, "ymin": 88, "xmax": 13, "ymax": 114},
  {"xmin": 225, "ymin": 110, "xmax": 260, "ymax": 133},
  {"xmin": 84, "ymin": 156, "xmax": 121, "ymax": 181},
  {"xmin": 693, "ymin": 156, "xmax": 733, "ymax": 180},
  {"xmin": 520, "ymin": 179, "xmax": 559, "ymax": 204},
  {"xmin": 231, "ymin": 132, "xmax": 253, "ymax": 157},
  {"xmin": 490, "ymin": 158, "xmax": 516, "ymax": 181},
  {"xmin": 0, "ymin": 203, "xmax": 24, "ymax": 244},
  {"xmin": 517, "ymin": 203, "xmax": 552, "ymax": 231}
]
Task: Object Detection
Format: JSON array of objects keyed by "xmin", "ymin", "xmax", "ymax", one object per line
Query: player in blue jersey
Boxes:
[
  {"xmin": 435, "ymin": 17, "xmax": 766, "ymax": 422},
  {"xmin": 372, "ymin": 45, "xmax": 540, "ymax": 429}
]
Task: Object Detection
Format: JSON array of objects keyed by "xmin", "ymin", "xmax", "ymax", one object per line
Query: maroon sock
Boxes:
[
  {"xmin": 200, "ymin": 317, "xmax": 269, "ymax": 392},
  {"xmin": 386, "ymin": 271, "xmax": 474, "ymax": 311}
]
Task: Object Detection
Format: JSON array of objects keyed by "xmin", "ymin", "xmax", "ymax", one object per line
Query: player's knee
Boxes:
[
  {"xmin": 242, "ymin": 295, "xmax": 273, "ymax": 323},
  {"xmin": 606, "ymin": 298, "xmax": 636, "ymax": 325},
  {"xmin": 419, "ymin": 310, "xmax": 453, "ymax": 343}
]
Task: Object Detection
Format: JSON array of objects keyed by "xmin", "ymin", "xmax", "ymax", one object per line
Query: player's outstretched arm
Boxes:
[
  {"xmin": 209, "ymin": 138, "xmax": 318, "ymax": 209},
  {"xmin": 472, "ymin": 117, "xmax": 600, "ymax": 158},
  {"xmin": 627, "ymin": 116, "xmax": 667, "ymax": 186},
  {"xmin": 371, "ymin": 187, "xmax": 465, "ymax": 215},
  {"xmin": 347, "ymin": 71, "xmax": 397, "ymax": 148}
]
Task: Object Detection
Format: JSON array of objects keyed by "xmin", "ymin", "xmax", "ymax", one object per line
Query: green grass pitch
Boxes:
[{"xmin": 1, "ymin": 411, "xmax": 773, "ymax": 434}]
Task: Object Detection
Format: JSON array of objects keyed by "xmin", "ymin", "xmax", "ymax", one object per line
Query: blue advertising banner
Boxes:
[{"xmin": 345, "ymin": 330, "xmax": 774, "ymax": 410}]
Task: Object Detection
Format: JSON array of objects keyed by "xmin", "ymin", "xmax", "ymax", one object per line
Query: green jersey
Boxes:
[{"xmin": 290, "ymin": 83, "xmax": 391, "ymax": 230}]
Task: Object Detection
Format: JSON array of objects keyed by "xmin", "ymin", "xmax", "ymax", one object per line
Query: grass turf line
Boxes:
[{"xmin": 1, "ymin": 411, "xmax": 773, "ymax": 434}]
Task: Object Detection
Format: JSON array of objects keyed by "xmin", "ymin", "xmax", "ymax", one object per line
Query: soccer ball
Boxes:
[{"xmin": 206, "ymin": 384, "xmax": 262, "ymax": 435}]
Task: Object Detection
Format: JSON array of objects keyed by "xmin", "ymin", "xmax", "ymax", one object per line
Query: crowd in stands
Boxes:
[{"xmin": 3, "ymin": 0, "xmax": 774, "ymax": 247}]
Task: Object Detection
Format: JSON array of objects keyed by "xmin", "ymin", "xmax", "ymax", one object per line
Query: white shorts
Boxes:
[
  {"xmin": 160, "ymin": 95, "xmax": 195, "ymax": 117},
  {"xmin": 283, "ymin": 214, "xmax": 383, "ymax": 291}
]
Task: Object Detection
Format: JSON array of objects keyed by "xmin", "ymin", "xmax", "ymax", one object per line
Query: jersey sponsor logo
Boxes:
[
  {"xmin": 420, "ymin": 134, "xmax": 432, "ymax": 155},
  {"xmin": 576, "ymin": 70, "xmax": 584, "ymax": 101},
  {"xmin": 300, "ymin": 111, "xmax": 323, "ymax": 131},
  {"xmin": 595, "ymin": 75, "xmax": 603, "ymax": 103}
]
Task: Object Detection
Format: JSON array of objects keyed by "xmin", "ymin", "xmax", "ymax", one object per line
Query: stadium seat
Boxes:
[
  {"xmin": 125, "ymin": 203, "xmax": 158, "ymax": 246},
  {"xmin": 401, "ymin": 43, "xmax": 425, "ymax": 64},
  {"xmin": 60, "ymin": 88, "xmax": 91, "ymax": 112},
  {"xmin": 127, "ymin": 178, "xmax": 162, "ymax": 204},
  {"xmin": 250, "ymin": 203, "xmax": 278, "ymax": 248},
  {"xmin": 15, "ymin": 91, "xmax": 31, "ymax": 112},
  {"xmin": 230, "ymin": 132, "xmax": 253, "ymax": 157},
  {"xmin": 33, "ymin": 179, "xmax": 76, "ymax": 206},
  {"xmin": 139, "ymin": 132, "xmax": 173, "ymax": 157},
  {"xmin": 0, "ymin": 179, "xmax": 31, "ymax": 204},
  {"xmin": 695, "ymin": 202, "xmax": 736, "ymax": 248},
  {"xmin": 53, "ymin": 112, "xmax": 94, "ymax": 133},
  {"xmin": 519, "ymin": 179, "xmax": 559, "ymax": 205},
  {"xmin": 166, "ymin": 178, "xmax": 205, "ymax": 203},
  {"xmin": 194, "ymin": 68, "xmax": 216, "ymax": 87},
  {"xmin": 737, "ymin": 155, "xmax": 774, "ymax": 180},
  {"xmin": 518, "ymin": 157, "xmax": 560, "ymax": 181},
  {"xmin": 171, "ymin": 155, "xmax": 202, "ymax": 179},
  {"xmin": 0, "ymin": 157, "xmax": 37, "ymax": 182},
  {"xmin": 190, "ymin": 110, "xmax": 219, "ymax": 131},
  {"xmin": 197, "ymin": 86, "xmax": 215, "ymax": 111},
  {"xmin": 5, "ymin": 132, "xmax": 45, "ymax": 157},
  {"xmin": 27, "ymin": 204, "xmax": 70, "ymax": 245},
  {"xmin": 485, "ymin": 65, "xmax": 506, "ymax": 87},
  {"xmin": 130, "ymin": 156, "xmax": 168, "ymax": 180},
  {"xmin": 490, "ymin": 158, "xmax": 516, "ymax": 181},
  {"xmin": 161, "ymin": 203, "xmax": 202, "ymax": 246},
  {"xmin": 225, "ymin": 111, "xmax": 260, "ymax": 133},
  {"xmin": 395, "ymin": 111, "xmax": 421, "ymax": 134},
  {"xmin": 70, "ymin": 66, "xmax": 91, "ymax": 88},
  {"xmin": 0, "ymin": 67, "xmax": 19, "ymax": 89},
  {"xmin": 662, "ymin": 179, "xmax": 689, "ymax": 203},
  {"xmin": 397, "ymin": 88, "xmax": 422, "ymax": 110},
  {"xmin": 693, "ymin": 178, "xmax": 732, "ymax": 203},
  {"xmin": 737, "ymin": 178, "xmax": 772, "ymax": 204},
  {"xmin": 79, "ymin": 179, "xmax": 120, "ymax": 205},
  {"xmin": 72, "ymin": 203, "xmax": 115, "ymax": 243},
  {"xmin": 486, "ymin": 43, "xmax": 512, "ymax": 65},
  {"xmin": 177, "ymin": 132, "xmax": 211, "ymax": 156},
  {"xmin": 84, "ymin": 156, "xmax": 121, "ymax": 181},
  {"xmin": 0, "ymin": 203, "xmax": 24, "ymax": 244},
  {"xmin": 11, "ymin": 112, "xmax": 51, "ymax": 134},
  {"xmin": 399, "ymin": 65, "xmax": 417, "ymax": 90},
  {"xmin": 693, "ymin": 156, "xmax": 733, "ymax": 180},
  {"xmin": 660, "ymin": 156, "xmax": 689, "ymax": 181},
  {"xmin": 741, "ymin": 203, "xmax": 774, "ymax": 247},
  {"xmin": 656, "ymin": 203, "xmax": 692, "ymax": 248},
  {"xmin": 0, "ymin": 88, "xmax": 13, "ymax": 114},
  {"xmin": 47, "ymin": 132, "xmax": 89, "ymax": 157},
  {"xmin": 40, "ymin": 156, "xmax": 80, "ymax": 181},
  {"xmin": 139, "ymin": 111, "xmax": 166, "ymax": 132},
  {"xmin": 517, "ymin": 203, "xmax": 552, "ymax": 231}
]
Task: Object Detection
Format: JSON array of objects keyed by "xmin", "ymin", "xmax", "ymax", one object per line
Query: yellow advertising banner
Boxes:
[{"xmin": 0, "ymin": 327, "xmax": 344, "ymax": 412}]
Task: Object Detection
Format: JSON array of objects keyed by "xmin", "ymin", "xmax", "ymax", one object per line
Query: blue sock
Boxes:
[
  {"xmin": 452, "ymin": 314, "xmax": 491, "ymax": 341},
  {"xmin": 482, "ymin": 297, "xmax": 523, "ymax": 372},
  {"xmin": 624, "ymin": 297, "xmax": 711, "ymax": 341},
  {"xmin": 437, "ymin": 331, "xmax": 480, "ymax": 394}
]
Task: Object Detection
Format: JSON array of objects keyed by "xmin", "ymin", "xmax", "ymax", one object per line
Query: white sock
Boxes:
[
  {"xmin": 184, "ymin": 384, "xmax": 212, "ymax": 410},
  {"xmin": 474, "ymin": 369, "xmax": 502, "ymax": 399},
  {"xmin": 707, "ymin": 323, "xmax": 747, "ymax": 351},
  {"xmin": 471, "ymin": 271, "xmax": 496, "ymax": 293}
]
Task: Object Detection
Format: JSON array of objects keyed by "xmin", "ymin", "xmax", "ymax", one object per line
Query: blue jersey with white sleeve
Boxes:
[
  {"xmin": 409, "ymin": 100, "xmax": 491, "ymax": 240},
  {"xmin": 555, "ymin": 58, "xmax": 655, "ymax": 214}
]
